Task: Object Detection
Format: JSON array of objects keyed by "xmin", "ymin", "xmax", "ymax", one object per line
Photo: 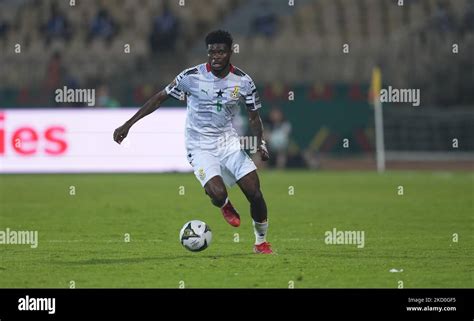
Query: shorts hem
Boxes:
[
  {"xmin": 199, "ymin": 173, "xmax": 220, "ymax": 187},
  {"xmin": 235, "ymin": 166, "xmax": 257, "ymax": 183}
]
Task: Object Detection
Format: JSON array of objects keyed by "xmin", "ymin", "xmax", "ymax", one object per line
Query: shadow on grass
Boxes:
[{"xmin": 51, "ymin": 252, "xmax": 257, "ymax": 265}]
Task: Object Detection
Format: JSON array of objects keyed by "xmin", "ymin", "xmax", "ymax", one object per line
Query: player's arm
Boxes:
[
  {"xmin": 113, "ymin": 89, "xmax": 169, "ymax": 144},
  {"xmin": 244, "ymin": 75, "xmax": 269, "ymax": 161},
  {"xmin": 248, "ymin": 110, "xmax": 269, "ymax": 161}
]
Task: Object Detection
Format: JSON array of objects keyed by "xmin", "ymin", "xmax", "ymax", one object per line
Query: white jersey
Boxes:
[{"xmin": 165, "ymin": 63, "xmax": 261, "ymax": 150}]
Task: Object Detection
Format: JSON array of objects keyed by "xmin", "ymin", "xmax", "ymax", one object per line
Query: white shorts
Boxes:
[{"xmin": 187, "ymin": 147, "xmax": 257, "ymax": 187}]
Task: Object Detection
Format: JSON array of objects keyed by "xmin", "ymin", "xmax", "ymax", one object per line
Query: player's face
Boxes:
[{"xmin": 207, "ymin": 43, "xmax": 232, "ymax": 71}]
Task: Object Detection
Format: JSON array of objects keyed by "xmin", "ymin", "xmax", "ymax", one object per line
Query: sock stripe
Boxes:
[{"xmin": 220, "ymin": 197, "xmax": 229, "ymax": 208}]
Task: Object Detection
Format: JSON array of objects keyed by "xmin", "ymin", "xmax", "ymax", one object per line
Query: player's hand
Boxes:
[
  {"xmin": 258, "ymin": 140, "xmax": 270, "ymax": 161},
  {"xmin": 113, "ymin": 123, "xmax": 130, "ymax": 144}
]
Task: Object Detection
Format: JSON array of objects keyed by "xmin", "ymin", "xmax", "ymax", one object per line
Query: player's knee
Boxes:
[{"xmin": 208, "ymin": 185, "xmax": 227, "ymax": 205}]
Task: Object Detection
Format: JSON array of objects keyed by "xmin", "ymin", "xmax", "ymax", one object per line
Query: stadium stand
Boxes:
[
  {"xmin": 0, "ymin": 0, "xmax": 473, "ymax": 167},
  {"xmin": 0, "ymin": 0, "xmax": 472, "ymax": 105}
]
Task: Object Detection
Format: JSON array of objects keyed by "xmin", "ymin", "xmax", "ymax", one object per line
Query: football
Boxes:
[{"xmin": 179, "ymin": 220, "xmax": 212, "ymax": 252}]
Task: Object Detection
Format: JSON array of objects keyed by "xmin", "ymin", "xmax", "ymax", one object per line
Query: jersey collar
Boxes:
[{"xmin": 206, "ymin": 63, "xmax": 235, "ymax": 74}]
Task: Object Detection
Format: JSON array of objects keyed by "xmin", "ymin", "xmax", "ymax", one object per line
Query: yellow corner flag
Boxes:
[
  {"xmin": 370, "ymin": 66, "xmax": 382, "ymax": 104},
  {"xmin": 371, "ymin": 66, "xmax": 385, "ymax": 172}
]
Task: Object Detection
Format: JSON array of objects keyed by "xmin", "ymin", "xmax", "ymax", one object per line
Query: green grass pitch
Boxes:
[{"xmin": 0, "ymin": 171, "xmax": 472, "ymax": 288}]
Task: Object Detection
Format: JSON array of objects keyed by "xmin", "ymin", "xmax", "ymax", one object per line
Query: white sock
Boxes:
[
  {"xmin": 220, "ymin": 197, "xmax": 229, "ymax": 208},
  {"xmin": 253, "ymin": 220, "xmax": 268, "ymax": 245}
]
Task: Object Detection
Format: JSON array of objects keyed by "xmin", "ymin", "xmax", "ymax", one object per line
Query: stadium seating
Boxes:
[{"xmin": 0, "ymin": 0, "xmax": 472, "ymax": 107}]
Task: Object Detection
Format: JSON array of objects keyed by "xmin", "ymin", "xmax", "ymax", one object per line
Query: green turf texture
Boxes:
[{"xmin": 0, "ymin": 171, "xmax": 472, "ymax": 288}]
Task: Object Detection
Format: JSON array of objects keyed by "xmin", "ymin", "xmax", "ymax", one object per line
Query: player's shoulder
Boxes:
[
  {"xmin": 231, "ymin": 65, "xmax": 253, "ymax": 79},
  {"xmin": 230, "ymin": 65, "xmax": 247, "ymax": 77},
  {"xmin": 178, "ymin": 65, "xmax": 202, "ymax": 78},
  {"xmin": 231, "ymin": 65, "xmax": 256, "ymax": 87}
]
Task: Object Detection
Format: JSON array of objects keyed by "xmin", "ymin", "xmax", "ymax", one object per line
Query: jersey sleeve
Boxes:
[
  {"xmin": 165, "ymin": 68, "xmax": 193, "ymax": 100},
  {"xmin": 242, "ymin": 75, "xmax": 262, "ymax": 111}
]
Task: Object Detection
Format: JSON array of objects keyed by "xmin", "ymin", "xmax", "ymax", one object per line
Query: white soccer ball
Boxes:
[{"xmin": 179, "ymin": 220, "xmax": 212, "ymax": 252}]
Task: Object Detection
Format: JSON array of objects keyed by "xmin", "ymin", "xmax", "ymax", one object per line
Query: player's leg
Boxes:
[
  {"xmin": 237, "ymin": 170, "xmax": 273, "ymax": 254},
  {"xmin": 187, "ymin": 150, "xmax": 241, "ymax": 227},
  {"xmin": 237, "ymin": 170, "xmax": 267, "ymax": 222},
  {"xmin": 221, "ymin": 146, "xmax": 273, "ymax": 253},
  {"xmin": 204, "ymin": 175, "xmax": 227, "ymax": 207},
  {"xmin": 204, "ymin": 176, "xmax": 241, "ymax": 227}
]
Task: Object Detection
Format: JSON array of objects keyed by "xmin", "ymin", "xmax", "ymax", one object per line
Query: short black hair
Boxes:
[{"xmin": 205, "ymin": 30, "xmax": 233, "ymax": 49}]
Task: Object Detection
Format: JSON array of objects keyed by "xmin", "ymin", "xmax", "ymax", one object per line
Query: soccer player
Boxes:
[{"xmin": 113, "ymin": 30, "xmax": 272, "ymax": 254}]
